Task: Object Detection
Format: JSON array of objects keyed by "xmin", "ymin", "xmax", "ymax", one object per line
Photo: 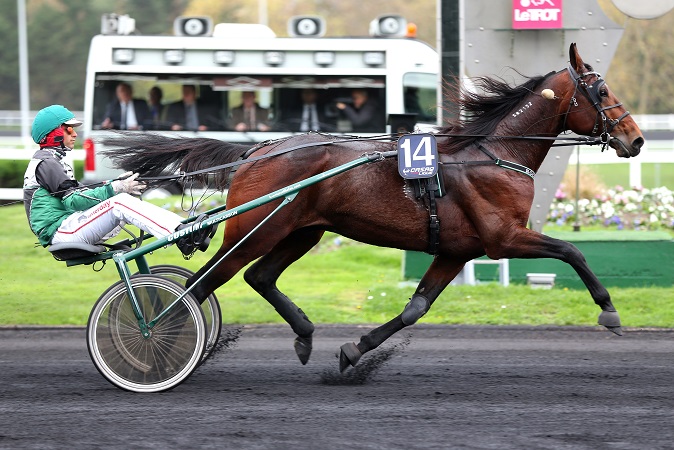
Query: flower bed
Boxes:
[{"xmin": 548, "ymin": 185, "xmax": 674, "ymax": 231}]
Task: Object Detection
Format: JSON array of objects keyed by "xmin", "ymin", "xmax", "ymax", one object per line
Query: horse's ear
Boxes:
[{"xmin": 569, "ymin": 42, "xmax": 584, "ymax": 72}]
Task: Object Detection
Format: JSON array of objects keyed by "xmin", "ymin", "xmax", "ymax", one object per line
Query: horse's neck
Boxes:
[{"xmin": 493, "ymin": 99, "xmax": 563, "ymax": 173}]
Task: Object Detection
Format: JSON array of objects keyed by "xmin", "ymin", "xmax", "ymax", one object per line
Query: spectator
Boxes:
[
  {"xmin": 101, "ymin": 82, "xmax": 150, "ymax": 130},
  {"xmin": 227, "ymin": 91, "xmax": 271, "ymax": 132},
  {"xmin": 165, "ymin": 85, "xmax": 214, "ymax": 131},
  {"xmin": 289, "ymin": 88, "xmax": 333, "ymax": 132},
  {"xmin": 146, "ymin": 85, "xmax": 165, "ymax": 129},
  {"xmin": 336, "ymin": 89, "xmax": 384, "ymax": 133}
]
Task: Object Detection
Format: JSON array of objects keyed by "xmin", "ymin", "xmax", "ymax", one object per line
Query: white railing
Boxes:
[
  {"xmin": 572, "ymin": 149, "xmax": 673, "ymax": 190},
  {"xmin": 632, "ymin": 114, "xmax": 674, "ymax": 131},
  {"xmin": 571, "ymin": 117, "xmax": 674, "ymax": 187},
  {"xmin": 0, "ymin": 149, "xmax": 84, "ymax": 160},
  {"xmin": 0, "ymin": 110, "xmax": 84, "ymax": 127}
]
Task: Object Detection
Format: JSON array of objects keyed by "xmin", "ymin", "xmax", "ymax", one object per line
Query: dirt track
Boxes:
[{"xmin": 1, "ymin": 324, "xmax": 674, "ymax": 449}]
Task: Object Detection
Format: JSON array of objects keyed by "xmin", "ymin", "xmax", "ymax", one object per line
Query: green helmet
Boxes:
[{"xmin": 31, "ymin": 105, "xmax": 83, "ymax": 144}]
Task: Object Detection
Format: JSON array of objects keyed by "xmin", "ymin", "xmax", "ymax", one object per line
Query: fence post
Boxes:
[{"xmin": 629, "ymin": 157, "xmax": 642, "ymax": 188}]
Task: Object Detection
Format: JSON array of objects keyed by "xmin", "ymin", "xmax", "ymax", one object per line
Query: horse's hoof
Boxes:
[
  {"xmin": 294, "ymin": 336, "xmax": 313, "ymax": 365},
  {"xmin": 339, "ymin": 342, "xmax": 362, "ymax": 372},
  {"xmin": 598, "ymin": 310, "xmax": 622, "ymax": 336},
  {"xmin": 605, "ymin": 326, "xmax": 623, "ymax": 336}
]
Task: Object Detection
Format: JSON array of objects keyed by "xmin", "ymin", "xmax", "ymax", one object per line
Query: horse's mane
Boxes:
[{"xmin": 438, "ymin": 72, "xmax": 554, "ymax": 154}]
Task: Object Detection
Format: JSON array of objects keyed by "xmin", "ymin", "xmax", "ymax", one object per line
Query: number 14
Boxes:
[{"xmin": 399, "ymin": 135, "xmax": 436, "ymax": 167}]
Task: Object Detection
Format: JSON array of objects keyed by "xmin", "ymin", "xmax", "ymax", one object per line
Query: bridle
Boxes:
[{"xmin": 565, "ymin": 65, "xmax": 631, "ymax": 151}]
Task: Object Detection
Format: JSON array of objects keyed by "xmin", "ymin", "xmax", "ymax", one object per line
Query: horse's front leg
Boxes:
[
  {"xmin": 339, "ymin": 255, "xmax": 464, "ymax": 371},
  {"xmin": 485, "ymin": 229, "xmax": 622, "ymax": 335},
  {"xmin": 244, "ymin": 228, "xmax": 325, "ymax": 365}
]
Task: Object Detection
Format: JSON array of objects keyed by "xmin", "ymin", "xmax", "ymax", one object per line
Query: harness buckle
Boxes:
[{"xmin": 600, "ymin": 132, "xmax": 611, "ymax": 152}]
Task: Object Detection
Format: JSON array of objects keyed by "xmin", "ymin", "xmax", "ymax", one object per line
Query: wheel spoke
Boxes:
[{"xmin": 86, "ymin": 276, "xmax": 206, "ymax": 392}]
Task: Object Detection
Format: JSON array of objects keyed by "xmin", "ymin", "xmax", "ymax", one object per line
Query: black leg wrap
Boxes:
[
  {"xmin": 288, "ymin": 307, "xmax": 315, "ymax": 337},
  {"xmin": 401, "ymin": 294, "xmax": 430, "ymax": 326}
]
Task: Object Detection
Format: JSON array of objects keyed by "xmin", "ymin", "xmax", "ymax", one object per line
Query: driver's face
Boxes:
[{"xmin": 62, "ymin": 124, "xmax": 78, "ymax": 148}]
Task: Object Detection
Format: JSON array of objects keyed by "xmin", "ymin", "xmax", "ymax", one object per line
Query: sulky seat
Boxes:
[{"xmin": 48, "ymin": 242, "xmax": 108, "ymax": 261}]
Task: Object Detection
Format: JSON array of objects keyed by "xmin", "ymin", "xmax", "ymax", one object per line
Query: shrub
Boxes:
[
  {"xmin": 0, "ymin": 160, "xmax": 84, "ymax": 188},
  {"xmin": 548, "ymin": 184, "xmax": 674, "ymax": 231},
  {"xmin": 0, "ymin": 160, "xmax": 27, "ymax": 187}
]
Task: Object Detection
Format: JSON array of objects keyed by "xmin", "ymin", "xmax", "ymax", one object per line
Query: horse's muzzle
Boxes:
[
  {"xmin": 611, "ymin": 135, "xmax": 643, "ymax": 158},
  {"xmin": 630, "ymin": 136, "xmax": 644, "ymax": 156}
]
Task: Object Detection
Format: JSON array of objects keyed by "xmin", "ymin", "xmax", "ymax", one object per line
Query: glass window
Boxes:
[
  {"xmin": 92, "ymin": 75, "xmax": 228, "ymax": 131},
  {"xmin": 91, "ymin": 74, "xmax": 389, "ymax": 133},
  {"xmin": 403, "ymin": 73, "xmax": 437, "ymax": 124}
]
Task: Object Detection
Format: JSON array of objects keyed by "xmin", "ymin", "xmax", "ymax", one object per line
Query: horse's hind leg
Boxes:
[
  {"xmin": 244, "ymin": 227, "xmax": 325, "ymax": 364},
  {"xmin": 339, "ymin": 255, "xmax": 464, "ymax": 371}
]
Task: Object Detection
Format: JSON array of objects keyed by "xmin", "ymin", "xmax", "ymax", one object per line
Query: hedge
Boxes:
[{"xmin": 0, "ymin": 160, "xmax": 84, "ymax": 187}]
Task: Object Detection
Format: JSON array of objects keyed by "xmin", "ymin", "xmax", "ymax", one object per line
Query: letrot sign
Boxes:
[{"xmin": 512, "ymin": 0, "xmax": 563, "ymax": 30}]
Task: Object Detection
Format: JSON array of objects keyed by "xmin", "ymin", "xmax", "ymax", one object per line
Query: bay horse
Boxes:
[{"xmin": 102, "ymin": 43, "xmax": 644, "ymax": 371}]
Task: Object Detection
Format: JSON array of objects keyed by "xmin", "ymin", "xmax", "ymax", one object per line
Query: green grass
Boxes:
[
  {"xmin": 1, "ymin": 202, "xmax": 673, "ymax": 328},
  {"xmin": 570, "ymin": 163, "xmax": 674, "ymax": 190}
]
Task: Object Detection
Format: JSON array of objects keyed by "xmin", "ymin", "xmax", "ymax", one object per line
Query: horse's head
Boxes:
[{"xmin": 558, "ymin": 43, "xmax": 644, "ymax": 158}]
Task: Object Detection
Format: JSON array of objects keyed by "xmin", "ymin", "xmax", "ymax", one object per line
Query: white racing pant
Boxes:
[{"xmin": 51, "ymin": 193, "xmax": 183, "ymax": 246}]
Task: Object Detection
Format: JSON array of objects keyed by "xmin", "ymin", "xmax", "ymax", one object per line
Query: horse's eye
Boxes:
[{"xmin": 600, "ymin": 88, "xmax": 609, "ymax": 97}]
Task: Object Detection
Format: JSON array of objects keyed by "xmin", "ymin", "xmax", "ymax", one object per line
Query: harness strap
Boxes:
[
  {"xmin": 566, "ymin": 65, "xmax": 631, "ymax": 151},
  {"xmin": 441, "ymin": 143, "xmax": 536, "ymax": 179},
  {"xmin": 427, "ymin": 180, "xmax": 440, "ymax": 255},
  {"xmin": 433, "ymin": 133, "xmax": 600, "ymax": 143}
]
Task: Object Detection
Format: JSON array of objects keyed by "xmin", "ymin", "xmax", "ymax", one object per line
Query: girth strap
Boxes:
[
  {"xmin": 427, "ymin": 179, "xmax": 440, "ymax": 255},
  {"xmin": 412, "ymin": 177, "xmax": 442, "ymax": 255}
]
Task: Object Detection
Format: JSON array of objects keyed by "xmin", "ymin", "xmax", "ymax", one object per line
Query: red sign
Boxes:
[{"xmin": 512, "ymin": 0, "xmax": 563, "ymax": 29}]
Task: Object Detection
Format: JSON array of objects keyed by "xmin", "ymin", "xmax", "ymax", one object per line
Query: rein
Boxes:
[
  {"xmin": 136, "ymin": 133, "xmax": 398, "ymax": 183},
  {"xmin": 430, "ymin": 134, "xmax": 601, "ymax": 180},
  {"xmin": 138, "ymin": 133, "xmax": 602, "ymax": 184},
  {"xmin": 433, "ymin": 133, "xmax": 601, "ymax": 146}
]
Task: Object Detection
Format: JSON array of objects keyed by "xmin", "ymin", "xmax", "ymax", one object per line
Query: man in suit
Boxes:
[
  {"xmin": 146, "ymin": 86, "xmax": 166, "ymax": 130},
  {"xmin": 101, "ymin": 82, "xmax": 150, "ymax": 130},
  {"xmin": 227, "ymin": 91, "xmax": 271, "ymax": 132},
  {"xmin": 165, "ymin": 84, "xmax": 217, "ymax": 131},
  {"xmin": 285, "ymin": 88, "xmax": 334, "ymax": 132}
]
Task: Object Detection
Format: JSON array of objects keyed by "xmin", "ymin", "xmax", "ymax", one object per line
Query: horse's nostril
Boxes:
[{"xmin": 633, "ymin": 136, "xmax": 644, "ymax": 150}]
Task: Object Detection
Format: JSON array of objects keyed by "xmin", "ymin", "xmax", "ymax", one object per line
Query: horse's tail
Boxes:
[{"xmin": 101, "ymin": 132, "xmax": 251, "ymax": 190}]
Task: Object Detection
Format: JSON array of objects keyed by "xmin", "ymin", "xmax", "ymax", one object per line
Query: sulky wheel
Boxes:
[
  {"xmin": 86, "ymin": 275, "xmax": 207, "ymax": 393},
  {"xmin": 138, "ymin": 265, "xmax": 222, "ymax": 365}
]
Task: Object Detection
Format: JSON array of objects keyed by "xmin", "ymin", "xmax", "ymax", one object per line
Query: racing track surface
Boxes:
[{"xmin": 1, "ymin": 324, "xmax": 674, "ymax": 449}]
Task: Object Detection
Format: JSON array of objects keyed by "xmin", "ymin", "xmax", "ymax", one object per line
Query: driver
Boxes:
[{"xmin": 23, "ymin": 105, "xmax": 213, "ymax": 256}]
